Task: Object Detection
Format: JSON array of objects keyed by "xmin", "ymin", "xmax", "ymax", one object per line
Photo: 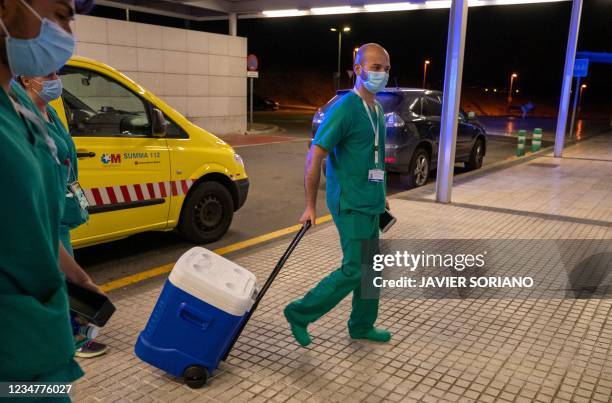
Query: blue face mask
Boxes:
[
  {"xmin": 34, "ymin": 78, "xmax": 63, "ymax": 103},
  {"xmin": 0, "ymin": 0, "xmax": 76, "ymax": 77},
  {"xmin": 362, "ymin": 70, "xmax": 389, "ymax": 94}
]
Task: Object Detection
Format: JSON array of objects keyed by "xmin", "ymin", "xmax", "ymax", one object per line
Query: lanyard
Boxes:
[
  {"xmin": 353, "ymin": 89, "xmax": 380, "ymax": 166},
  {"xmin": 7, "ymin": 90, "xmax": 60, "ymax": 165}
]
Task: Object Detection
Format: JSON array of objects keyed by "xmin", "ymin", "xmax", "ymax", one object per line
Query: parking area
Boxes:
[
  {"xmin": 72, "ymin": 132, "xmax": 612, "ymax": 402},
  {"xmin": 78, "ymin": 112, "xmax": 574, "ymax": 286}
]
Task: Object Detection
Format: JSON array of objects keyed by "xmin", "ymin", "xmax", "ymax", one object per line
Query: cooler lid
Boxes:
[{"xmin": 169, "ymin": 247, "xmax": 256, "ymax": 316}]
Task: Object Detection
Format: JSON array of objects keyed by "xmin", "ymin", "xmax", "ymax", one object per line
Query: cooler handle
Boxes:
[
  {"xmin": 177, "ymin": 303, "xmax": 212, "ymax": 331},
  {"xmin": 222, "ymin": 221, "xmax": 311, "ymax": 360}
]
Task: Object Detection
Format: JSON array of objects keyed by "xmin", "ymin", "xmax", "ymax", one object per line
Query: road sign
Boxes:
[
  {"xmin": 347, "ymin": 70, "xmax": 354, "ymax": 78},
  {"xmin": 247, "ymin": 54, "xmax": 258, "ymax": 72},
  {"xmin": 247, "ymin": 71, "xmax": 259, "ymax": 78},
  {"xmin": 573, "ymin": 58, "xmax": 589, "ymax": 77}
]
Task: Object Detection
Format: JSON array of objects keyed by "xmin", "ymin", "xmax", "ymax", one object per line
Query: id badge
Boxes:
[
  {"xmin": 368, "ymin": 169, "xmax": 385, "ymax": 183},
  {"xmin": 69, "ymin": 181, "xmax": 90, "ymax": 210}
]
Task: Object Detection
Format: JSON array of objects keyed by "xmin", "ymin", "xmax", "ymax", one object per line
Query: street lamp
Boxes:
[
  {"xmin": 508, "ymin": 73, "xmax": 518, "ymax": 106},
  {"xmin": 331, "ymin": 26, "xmax": 351, "ymax": 90},
  {"xmin": 423, "ymin": 60, "xmax": 430, "ymax": 89},
  {"xmin": 578, "ymin": 83, "xmax": 587, "ymax": 115}
]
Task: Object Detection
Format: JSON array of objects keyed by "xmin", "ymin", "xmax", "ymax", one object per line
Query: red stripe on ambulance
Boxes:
[
  {"xmin": 85, "ymin": 179, "xmax": 195, "ymax": 207},
  {"xmin": 106, "ymin": 187, "xmax": 118, "ymax": 204},
  {"xmin": 147, "ymin": 183, "xmax": 156, "ymax": 199},
  {"xmin": 134, "ymin": 184, "xmax": 144, "ymax": 201},
  {"xmin": 158, "ymin": 182, "xmax": 167, "ymax": 198},
  {"xmin": 91, "ymin": 188, "xmax": 103, "ymax": 206},
  {"xmin": 120, "ymin": 185, "xmax": 131, "ymax": 203}
]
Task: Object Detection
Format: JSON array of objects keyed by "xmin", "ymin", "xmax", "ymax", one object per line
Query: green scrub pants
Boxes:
[{"xmin": 285, "ymin": 210, "xmax": 380, "ymax": 335}]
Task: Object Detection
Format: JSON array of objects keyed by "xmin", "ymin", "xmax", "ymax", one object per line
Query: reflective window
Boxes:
[
  {"xmin": 163, "ymin": 114, "xmax": 188, "ymax": 139},
  {"xmin": 422, "ymin": 95, "xmax": 442, "ymax": 117},
  {"xmin": 59, "ymin": 66, "xmax": 151, "ymax": 137}
]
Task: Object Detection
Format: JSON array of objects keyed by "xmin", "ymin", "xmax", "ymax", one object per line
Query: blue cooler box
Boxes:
[{"xmin": 135, "ymin": 247, "xmax": 256, "ymax": 383}]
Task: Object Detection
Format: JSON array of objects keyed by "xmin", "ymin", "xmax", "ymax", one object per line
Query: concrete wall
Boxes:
[{"xmin": 73, "ymin": 15, "xmax": 247, "ymax": 135}]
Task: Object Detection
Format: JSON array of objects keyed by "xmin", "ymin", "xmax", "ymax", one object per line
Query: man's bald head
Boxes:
[
  {"xmin": 355, "ymin": 43, "xmax": 389, "ymax": 67},
  {"xmin": 354, "ymin": 43, "xmax": 390, "ymax": 92}
]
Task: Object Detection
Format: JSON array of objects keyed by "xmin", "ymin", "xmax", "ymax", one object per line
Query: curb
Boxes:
[
  {"xmin": 245, "ymin": 124, "xmax": 281, "ymax": 135},
  {"xmin": 391, "ymin": 130, "xmax": 609, "ymax": 202},
  {"xmin": 279, "ymin": 104, "xmax": 319, "ymax": 111}
]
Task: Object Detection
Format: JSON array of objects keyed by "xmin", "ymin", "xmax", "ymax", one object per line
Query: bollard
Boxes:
[
  {"xmin": 517, "ymin": 130, "xmax": 526, "ymax": 156},
  {"xmin": 532, "ymin": 128, "xmax": 542, "ymax": 152}
]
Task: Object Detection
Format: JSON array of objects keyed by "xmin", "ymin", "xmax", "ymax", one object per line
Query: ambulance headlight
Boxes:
[{"xmin": 234, "ymin": 153, "xmax": 244, "ymax": 167}]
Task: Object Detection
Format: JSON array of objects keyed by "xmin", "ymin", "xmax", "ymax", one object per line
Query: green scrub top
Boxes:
[
  {"xmin": 46, "ymin": 106, "xmax": 89, "ymax": 233},
  {"xmin": 312, "ymin": 90, "xmax": 386, "ymax": 216},
  {"xmin": 0, "ymin": 83, "xmax": 83, "ymax": 382}
]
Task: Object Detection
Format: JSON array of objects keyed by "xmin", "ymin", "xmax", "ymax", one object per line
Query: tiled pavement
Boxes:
[{"xmin": 74, "ymin": 133, "xmax": 612, "ymax": 402}]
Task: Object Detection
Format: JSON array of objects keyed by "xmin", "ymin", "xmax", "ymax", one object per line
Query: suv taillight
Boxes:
[{"xmin": 313, "ymin": 109, "xmax": 325, "ymax": 125}]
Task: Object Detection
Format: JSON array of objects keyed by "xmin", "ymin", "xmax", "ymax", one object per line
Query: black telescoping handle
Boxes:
[
  {"xmin": 222, "ymin": 220, "xmax": 311, "ymax": 361},
  {"xmin": 253, "ymin": 220, "xmax": 311, "ymax": 307}
]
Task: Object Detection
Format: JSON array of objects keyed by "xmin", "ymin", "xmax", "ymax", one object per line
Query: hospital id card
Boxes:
[
  {"xmin": 69, "ymin": 181, "xmax": 90, "ymax": 210},
  {"xmin": 368, "ymin": 169, "xmax": 385, "ymax": 183}
]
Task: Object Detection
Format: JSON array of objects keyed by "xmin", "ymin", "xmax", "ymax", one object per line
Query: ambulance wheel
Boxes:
[
  {"xmin": 179, "ymin": 181, "xmax": 234, "ymax": 244},
  {"xmin": 183, "ymin": 365, "xmax": 208, "ymax": 388}
]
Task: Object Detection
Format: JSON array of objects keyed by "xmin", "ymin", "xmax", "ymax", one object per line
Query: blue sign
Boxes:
[{"xmin": 573, "ymin": 58, "xmax": 589, "ymax": 77}]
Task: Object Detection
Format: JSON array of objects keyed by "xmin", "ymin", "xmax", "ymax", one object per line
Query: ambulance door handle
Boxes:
[{"xmin": 77, "ymin": 150, "xmax": 96, "ymax": 159}]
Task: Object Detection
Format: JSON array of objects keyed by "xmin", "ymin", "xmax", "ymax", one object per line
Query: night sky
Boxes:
[{"xmin": 93, "ymin": 1, "xmax": 611, "ymax": 103}]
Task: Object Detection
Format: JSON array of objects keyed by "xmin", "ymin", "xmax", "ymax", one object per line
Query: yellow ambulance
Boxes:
[{"xmin": 50, "ymin": 56, "xmax": 249, "ymax": 248}]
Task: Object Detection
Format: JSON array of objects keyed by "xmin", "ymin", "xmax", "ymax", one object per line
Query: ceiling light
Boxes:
[
  {"xmin": 364, "ymin": 3, "xmax": 418, "ymax": 12},
  {"xmin": 262, "ymin": 9, "xmax": 308, "ymax": 18},
  {"xmin": 311, "ymin": 6, "xmax": 356, "ymax": 15}
]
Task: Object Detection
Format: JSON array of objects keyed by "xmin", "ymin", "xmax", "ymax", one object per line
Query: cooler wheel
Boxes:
[{"xmin": 183, "ymin": 365, "xmax": 208, "ymax": 388}]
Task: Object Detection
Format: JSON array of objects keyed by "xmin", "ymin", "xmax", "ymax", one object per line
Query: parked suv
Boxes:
[{"xmin": 312, "ymin": 88, "xmax": 487, "ymax": 188}]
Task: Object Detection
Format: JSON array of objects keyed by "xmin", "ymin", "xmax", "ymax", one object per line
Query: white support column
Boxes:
[
  {"xmin": 554, "ymin": 0, "xmax": 583, "ymax": 158},
  {"xmin": 229, "ymin": 13, "xmax": 237, "ymax": 36},
  {"xmin": 435, "ymin": 0, "xmax": 469, "ymax": 204}
]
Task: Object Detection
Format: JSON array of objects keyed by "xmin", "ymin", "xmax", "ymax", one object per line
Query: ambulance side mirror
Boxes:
[{"xmin": 152, "ymin": 108, "xmax": 167, "ymax": 138}]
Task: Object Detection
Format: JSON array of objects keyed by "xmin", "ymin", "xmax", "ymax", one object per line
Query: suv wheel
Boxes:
[
  {"xmin": 465, "ymin": 138, "xmax": 485, "ymax": 170},
  {"xmin": 179, "ymin": 181, "xmax": 234, "ymax": 244},
  {"xmin": 400, "ymin": 148, "xmax": 430, "ymax": 189}
]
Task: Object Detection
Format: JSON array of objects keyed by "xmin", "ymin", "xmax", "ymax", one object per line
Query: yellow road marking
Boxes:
[{"xmin": 100, "ymin": 215, "xmax": 332, "ymax": 293}]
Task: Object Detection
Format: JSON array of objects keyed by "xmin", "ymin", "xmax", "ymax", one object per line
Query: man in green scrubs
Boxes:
[
  {"xmin": 285, "ymin": 44, "xmax": 392, "ymax": 346},
  {"xmin": 0, "ymin": 0, "xmax": 85, "ymax": 389}
]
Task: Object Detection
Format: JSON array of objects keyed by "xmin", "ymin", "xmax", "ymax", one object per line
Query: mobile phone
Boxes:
[
  {"xmin": 66, "ymin": 281, "xmax": 116, "ymax": 327},
  {"xmin": 379, "ymin": 209, "xmax": 396, "ymax": 233}
]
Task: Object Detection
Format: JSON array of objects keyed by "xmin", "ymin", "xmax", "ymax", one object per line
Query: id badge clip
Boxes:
[
  {"xmin": 368, "ymin": 168, "xmax": 385, "ymax": 183},
  {"xmin": 69, "ymin": 181, "xmax": 90, "ymax": 210}
]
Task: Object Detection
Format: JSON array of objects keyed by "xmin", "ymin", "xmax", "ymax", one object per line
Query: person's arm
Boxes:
[
  {"xmin": 299, "ymin": 145, "xmax": 328, "ymax": 226},
  {"xmin": 58, "ymin": 243, "xmax": 105, "ymax": 295},
  {"xmin": 300, "ymin": 101, "xmax": 347, "ymax": 225}
]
